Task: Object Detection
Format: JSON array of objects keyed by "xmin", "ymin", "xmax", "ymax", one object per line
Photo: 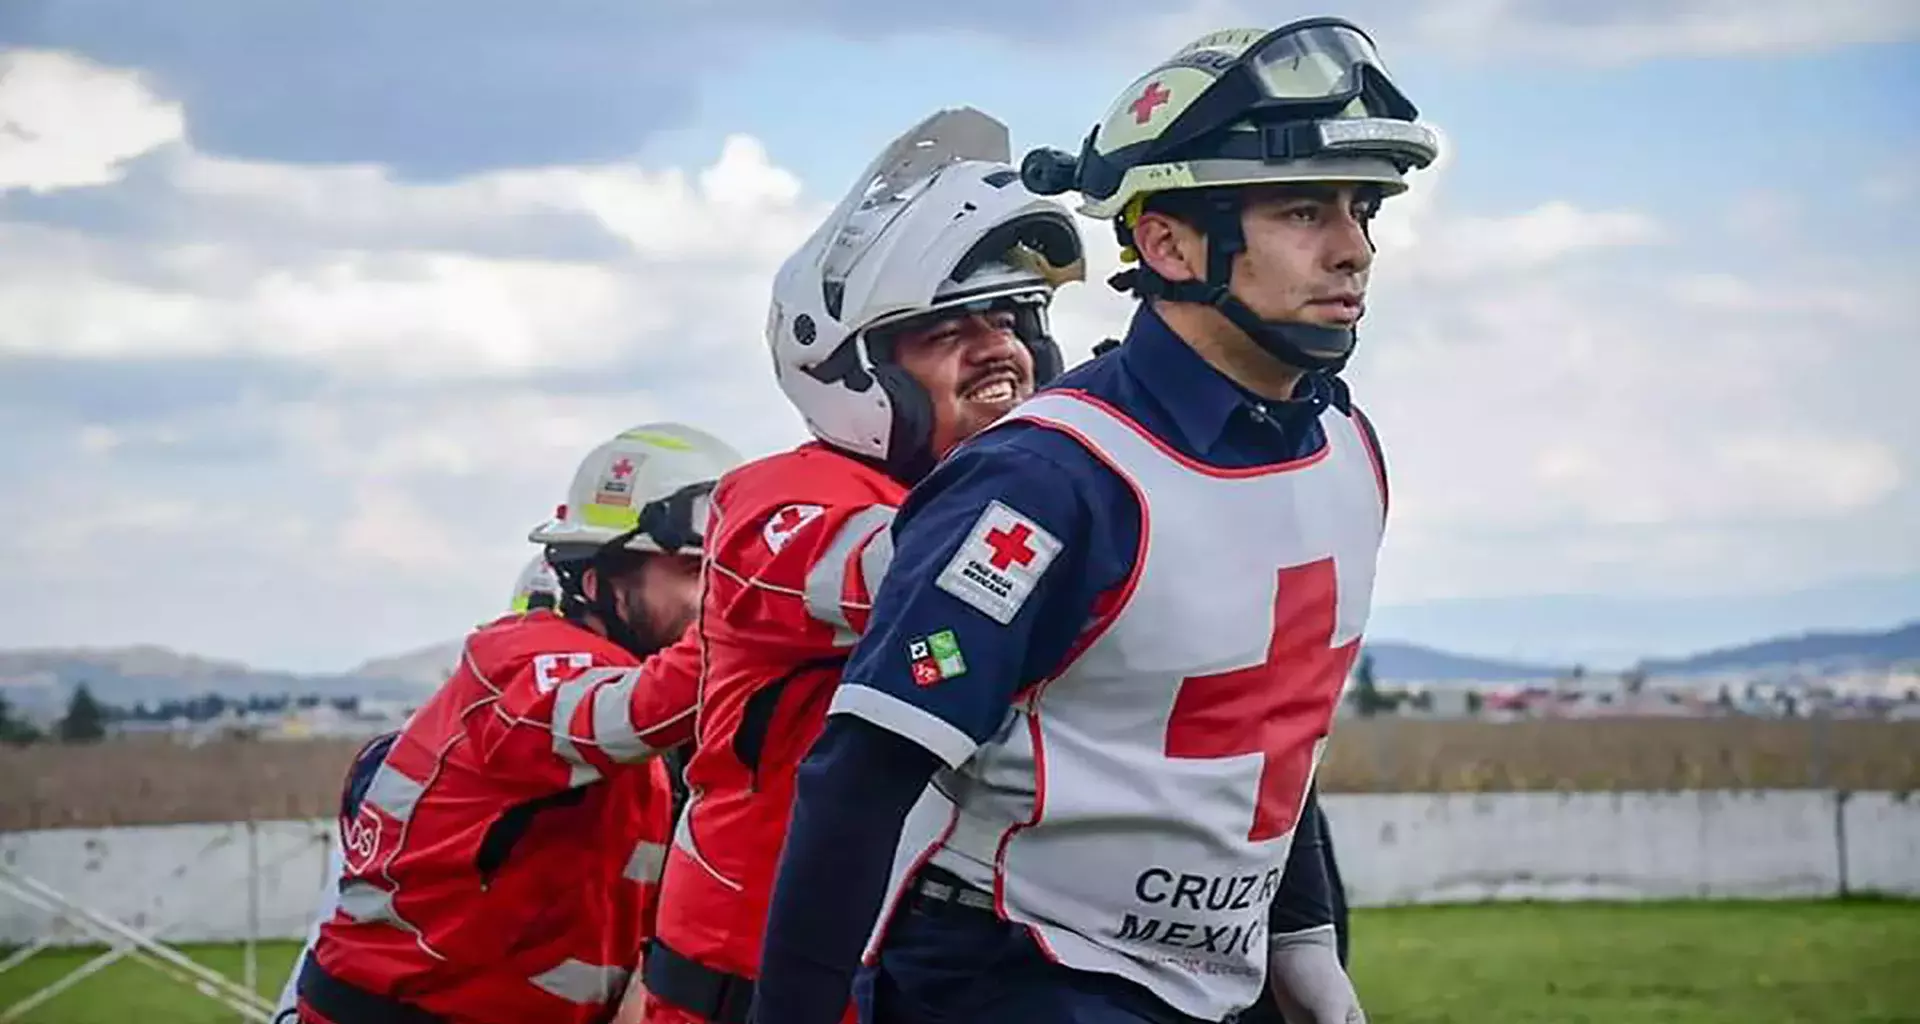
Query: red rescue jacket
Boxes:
[
  {"xmin": 309, "ymin": 610, "xmax": 687, "ymax": 1024},
  {"xmin": 654, "ymin": 442, "xmax": 907, "ymax": 980}
]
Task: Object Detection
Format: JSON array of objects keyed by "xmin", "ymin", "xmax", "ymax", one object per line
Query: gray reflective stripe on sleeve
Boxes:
[
  {"xmin": 589, "ymin": 668, "xmax": 655, "ymax": 763},
  {"xmin": 336, "ymin": 881, "xmax": 401, "ymax": 925},
  {"xmin": 803, "ymin": 505, "xmax": 897, "ymax": 644},
  {"xmin": 623, "ymin": 840, "xmax": 667, "ymax": 883},
  {"xmin": 529, "ymin": 959, "xmax": 630, "ymax": 1005},
  {"xmin": 551, "ymin": 673, "xmax": 613, "ymax": 786},
  {"xmin": 364, "ymin": 764, "xmax": 425, "ymax": 821},
  {"xmin": 828, "ymin": 682, "xmax": 977, "ymax": 770},
  {"xmin": 860, "ymin": 519, "xmax": 896, "ymax": 596}
]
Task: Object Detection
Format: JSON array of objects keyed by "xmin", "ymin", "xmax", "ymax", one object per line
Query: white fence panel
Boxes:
[
  {"xmin": 3, "ymin": 791, "xmax": 1913, "ymax": 945},
  {"xmin": 1839, "ymin": 790, "xmax": 1920, "ymax": 897},
  {"xmin": 0, "ymin": 819, "xmax": 332, "ymax": 946},
  {"xmin": 1322, "ymin": 790, "xmax": 1845, "ymax": 906}
]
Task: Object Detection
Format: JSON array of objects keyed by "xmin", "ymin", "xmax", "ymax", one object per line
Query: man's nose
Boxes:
[
  {"xmin": 1327, "ymin": 207, "xmax": 1374, "ymax": 275},
  {"xmin": 962, "ymin": 317, "xmax": 1020, "ymax": 361}
]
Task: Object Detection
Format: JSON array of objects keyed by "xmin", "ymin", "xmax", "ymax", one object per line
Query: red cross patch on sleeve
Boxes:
[
  {"xmin": 934, "ymin": 500, "xmax": 1063, "ymax": 625},
  {"xmin": 762, "ymin": 503, "xmax": 825, "ymax": 555}
]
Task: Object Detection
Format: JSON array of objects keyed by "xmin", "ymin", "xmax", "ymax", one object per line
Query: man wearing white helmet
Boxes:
[
  {"xmin": 635, "ymin": 108, "xmax": 1084, "ymax": 1024},
  {"xmin": 270, "ymin": 554, "xmax": 571, "ymax": 1023},
  {"xmin": 759, "ymin": 18, "xmax": 1436, "ymax": 1024},
  {"xmin": 290, "ymin": 423, "xmax": 742, "ymax": 1024},
  {"xmin": 508, "ymin": 552, "xmax": 562, "ymax": 613}
]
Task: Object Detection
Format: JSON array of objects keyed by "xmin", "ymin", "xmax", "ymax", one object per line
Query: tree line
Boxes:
[{"xmin": 0, "ymin": 683, "xmax": 364, "ymax": 746}]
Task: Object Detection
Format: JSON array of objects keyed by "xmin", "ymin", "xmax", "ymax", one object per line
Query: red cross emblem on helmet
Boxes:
[{"xmin": 1129, "ymin": 81, "xmax": 1171, "ymax": 124}]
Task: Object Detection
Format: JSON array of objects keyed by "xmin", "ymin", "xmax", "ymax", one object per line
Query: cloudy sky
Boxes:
[{"xmin": 2, "ymin": 1, "xmax": 1916, "ymax": 671}]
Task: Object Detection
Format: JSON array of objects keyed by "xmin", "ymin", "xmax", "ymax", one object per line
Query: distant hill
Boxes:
[
  {"xmin": 1366, "ymin": 573, "xmax": 1920, "ymax": 670},
  {"xmin": 1638, "ymin": 620, "xmax": 1920, "ymax": 676},
  {"xmin": 348, "ymin": 640, "xmax": 463, "ymax": 689},
  {"xmin": 0, "ymin": 645, "xmax": 437, "ymax": 722},
  {"xmin": 5, "ymin": 617, "xmax": 1915, "ymax": 721},
  {"xmin": 1359, "ymin": 641, "xmax": 1564, "ymax": 684}
]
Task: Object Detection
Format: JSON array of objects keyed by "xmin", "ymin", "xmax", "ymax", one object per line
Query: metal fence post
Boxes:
[{"xmin": 246, "ymin": 817, "xmax": 261, "ymax": 1020}]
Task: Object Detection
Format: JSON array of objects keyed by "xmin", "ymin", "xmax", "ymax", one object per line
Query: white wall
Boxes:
[
  {"xmin": 0, "ymin": 819, "xmax": 334, "ymax": 947},
  {"xmin": 1319, "ymin": 790, "xmax": 1847, "ymax": 904},
  {"xmin": 1838, "ymin": 790, "xmax": 1920, "ymax": 896},
  {"xmin": 2, "ymin": 790, "xmax": 1913, "ymax": 946}
]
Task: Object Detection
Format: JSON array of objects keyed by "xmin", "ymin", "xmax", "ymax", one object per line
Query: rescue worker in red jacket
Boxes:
[
  {"xmin": 294, "ymin": 421, "xmax": 743, "ymax": 1024},
  {"xmin": 637, "ymin": 108, "xmax": 1086, "ymax": 1024}
]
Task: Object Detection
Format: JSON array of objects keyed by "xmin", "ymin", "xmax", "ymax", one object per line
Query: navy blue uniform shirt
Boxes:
[{"xmin": 754, "ymin": 303, "xmax": 1377, "ymax": 1023}]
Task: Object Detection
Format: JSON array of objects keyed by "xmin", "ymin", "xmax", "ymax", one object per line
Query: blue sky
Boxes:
[{"xmin": 1, "ymin": 1, "xmax": 1917, "ymax": 670}]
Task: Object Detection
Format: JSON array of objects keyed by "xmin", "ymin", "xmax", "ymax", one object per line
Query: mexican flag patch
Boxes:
[{"xmin": 907, "ymin": 629, "xmax": 968, "ymax": 687}]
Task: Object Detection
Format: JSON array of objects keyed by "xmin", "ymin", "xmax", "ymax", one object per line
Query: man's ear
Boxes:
[
  {"xmin": 1132, "ymin": 211, "xmax": 1203, "ymax": 284},
  {"xmin": 579, "ymin": 566, "xmax": 601, "ymax": 603}
]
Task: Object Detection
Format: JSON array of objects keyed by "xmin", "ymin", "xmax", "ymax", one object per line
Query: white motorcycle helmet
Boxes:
[
  {"xmin": 765, "ymin": 107, "xmax": 1087, "ymax": 482},
  {"xmin": 527, "ymin": 422, "xmax": 744, "ymax": 654}
]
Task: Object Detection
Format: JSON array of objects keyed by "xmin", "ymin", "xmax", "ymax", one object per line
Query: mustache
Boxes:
[{"xmin": 959, "ymin": 361, "xmax": 1026, "ymax": 394}]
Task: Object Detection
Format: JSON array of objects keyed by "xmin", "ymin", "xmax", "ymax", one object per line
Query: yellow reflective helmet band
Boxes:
[
  {"xmin": 580, "ymin": 502, "xmax": 641, "ymax": 531},
  {"xmin": 616, "ymin": 429, "xmax": 695, "ymax": 451}
]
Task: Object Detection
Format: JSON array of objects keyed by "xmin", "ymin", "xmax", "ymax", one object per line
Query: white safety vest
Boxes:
[{"xmin": 878, "ymin": 388, "xmax": 1385, "ymax": 1021}]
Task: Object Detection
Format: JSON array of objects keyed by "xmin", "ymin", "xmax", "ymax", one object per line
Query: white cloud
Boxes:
[
  {"xmin": 1346, "ymin": 151, "xmax": 1919, "ymax": 605},
  {"xmin": 1861, "ymin": 165, "xmax": 1918, "ymax": 207},
  {"xmin": 0, "ymin": 132, "xmax": 822, "ymax": 378},
  {"xmin": 0, "ymin": 49, "xmax": 185, "ymax": 193},
  {"xmin": 1369, "ymin": 143, "xmax": 1663, "ymax": 283},
  {"xmin": 1112, "ymin": 0, "xmax": 1920, "ymax": 66},
  {"xmin": 1, "ymin": 45, "xmax": 1915, "ymax": 670},
  {"xmin": 1403, "ymin": 0, "xmax": 1920, "ymax": 63}
]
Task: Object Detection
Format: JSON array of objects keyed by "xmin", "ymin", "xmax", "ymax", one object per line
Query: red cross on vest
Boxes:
[
  {"xmin": 984, "ymin": 523, "xmax": 1038, "ymax": 571},
  {"xmin": 1162, "ymin": 557, "xmax": 1358, "ymax": 842},
  {"xmin": 1130, "ymin": 80, "xmax": 1171, "ymax": 124}
]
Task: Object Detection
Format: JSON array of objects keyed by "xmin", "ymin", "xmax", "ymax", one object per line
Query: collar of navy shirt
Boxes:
[{"xmin": 1109, "ymin": 302, "xmax": 1351, "ymax": 460}]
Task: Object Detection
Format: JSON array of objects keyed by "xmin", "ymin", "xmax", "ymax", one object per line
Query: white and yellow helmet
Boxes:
[
  {"xmin": 1026, "ymin": 19, "xmax": 1439, "ymax": 222},
  {"xmin": 1021, "ymin": 18, "xmax": 1440, "ymax": 373},
  {"xmin": 507, "ymin": 553, "xmax": 560, "ymax": 613},
  {"xmin": 527, "ymin": 422, "xmax": 743, "ymax": 559}
]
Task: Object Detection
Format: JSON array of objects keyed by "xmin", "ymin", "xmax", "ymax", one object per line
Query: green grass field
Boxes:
[{"xmin": 2, "ymin": 900, "xmax": 1915, "ymax": 1023}]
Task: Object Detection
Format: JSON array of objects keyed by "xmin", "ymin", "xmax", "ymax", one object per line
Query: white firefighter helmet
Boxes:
[
  {"xmin": 765, "ymin": 106, "xmax": 1087, "ymax": 482},
  {"xmin": 507, "ymin": 552, "xmax": 560, "ymax": 613},
  {"xmin": 526, "ymin": 422, "xmax": 743, "ymax": 559}
]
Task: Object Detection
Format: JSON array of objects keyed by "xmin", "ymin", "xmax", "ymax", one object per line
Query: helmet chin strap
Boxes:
[
  {"xmin": 868, "ymin": 295, "xmax": 1067, "ymax": 486},
  {"xmin": 1110, "ymin": 190, "xmax": 1359, "ymax": 375},
  {"xmin": 551, "ymin": 555, "xmax": 670, "ymax": 659}
]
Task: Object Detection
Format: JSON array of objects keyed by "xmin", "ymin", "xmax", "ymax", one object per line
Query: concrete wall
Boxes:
[
  {"xmin": 0, "ymin": 819, "xmax": 334, "ymax": 947},
  {"xmin": 1838, "ymin": 790, "xmax": 1920, "ymax": 896},
  {"xmin": 1319, "ymin": 790, "xmax": 1846, "ymax": 904},
  {"xmin": 2, "ymin": 790, "xmax": 1913, "ymax": 946}
]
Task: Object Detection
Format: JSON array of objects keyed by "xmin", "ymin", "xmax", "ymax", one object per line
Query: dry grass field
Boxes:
[
  {"xmin": 3, "ymin": 718, "xmax": 1916, "ymax": 830},
  {"xmin": 1315, "ymin": 717, "xmax": 1920, "ymax": 793}
]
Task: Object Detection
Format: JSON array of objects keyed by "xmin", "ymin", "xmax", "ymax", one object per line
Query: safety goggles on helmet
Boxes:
[
  {"xmin": 626, "ymin": 480, "xmax": 714, "ymax": 556},
  {"xmin": 539, "ymin": 480, "xmax": 714, "ymax": 568},
  {"xmin": 1063, "ymin": 18, "xmax": 1439, "ymax": 212}
]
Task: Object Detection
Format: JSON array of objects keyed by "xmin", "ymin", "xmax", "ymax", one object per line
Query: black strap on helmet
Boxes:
[
  {"xmin": 547, "ymin": 479, "xmax": 716, "ymax": 658},
  {"xmin": 1107, "ymin": 187, "xmax": 1368, "ymax": 374}
]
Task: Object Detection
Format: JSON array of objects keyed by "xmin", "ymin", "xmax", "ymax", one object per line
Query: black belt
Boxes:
[
  {"xmin": 900, "ymin": 867, "xmax": 1236, "ymax": 1024},
  {"xmin": 905, "ymin": 865, "xmax": 998, "ymax": 916},
  {"xmin": 642, "ymin": 937, "xmax": 755, "ymax": 1024},
  {"xmin": 297, "ymin": 953, "xmax": 447, "ymax": 1024}
]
